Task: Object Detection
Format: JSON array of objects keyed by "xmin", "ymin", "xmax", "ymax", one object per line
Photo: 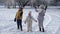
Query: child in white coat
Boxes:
[{"xmin": 25, "ymin": 11, "xmax": 37, "ymax": 32}]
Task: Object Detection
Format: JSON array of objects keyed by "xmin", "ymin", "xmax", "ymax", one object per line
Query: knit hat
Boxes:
[{"xmin": 39, "ymin": 4, "xmax": 45, "ymax": 9}]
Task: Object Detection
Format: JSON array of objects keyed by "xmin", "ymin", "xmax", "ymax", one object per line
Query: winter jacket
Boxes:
[
  {"xmin": 25, "ymin": 15, "xmax": 37, "ymax": 31},
  {"xmin": 37, "ymin": 8, "xmax": 46, "ymax": 28},
  {"xmin": 15, "ymin": 10, "xmax": 23, "ymax": 20},
  {"xmin": 26, "ymin": 16, "xmax": 36, "ymax": 24}
]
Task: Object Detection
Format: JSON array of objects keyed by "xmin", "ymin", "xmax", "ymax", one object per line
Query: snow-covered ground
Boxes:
[{"xmin": 0, "ymin": 6, "xmax": 60, "ymax": 34}]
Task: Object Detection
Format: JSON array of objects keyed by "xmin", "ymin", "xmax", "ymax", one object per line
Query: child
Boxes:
[
  {"xmin": 15, "ymin": 8, "xmax": 23, "ymax": 31},
  {"xmin": 25, "ymin": 11, "xmax": 37, "ymax": 32},
  {"xmin": 37, "ymin": 4, "xmax": 46, "ymax": 32}
]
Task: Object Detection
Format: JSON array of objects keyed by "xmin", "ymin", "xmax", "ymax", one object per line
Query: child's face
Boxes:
[
  {"xmin": 28, "ymin": 11, "xmax": 31, "ymax": 16},
  {"xmin": 39, "ymin": 4, "xmax": 45, "ymax": 9}
]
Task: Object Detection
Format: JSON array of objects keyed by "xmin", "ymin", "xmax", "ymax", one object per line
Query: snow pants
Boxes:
[
  {"xmin": 38, "ymin": 17, "xmax": 44, "ymax": 29},
  {"xmin": 17, "ymin": 19, "xmax": 22, "ymax": 31},
  {"xmin": 27, "ymin": 22, "xmax": 32, "ymax": 32}
]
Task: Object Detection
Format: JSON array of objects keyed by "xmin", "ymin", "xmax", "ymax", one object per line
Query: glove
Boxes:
[
  {"xmin": 24, "ymin": 21, "xmax": 26, "ymax": 24},
  {"xmin": 35, "ymin": 20, "xmax": 37, "ymax": 22},
  {"xmin": 14, "ymin": 18, "xmax": 16, "ymax": 22}
]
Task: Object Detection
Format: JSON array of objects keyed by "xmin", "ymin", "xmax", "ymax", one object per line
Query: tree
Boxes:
[{"xmin": 54, "ymin": 0, "xmax": 58, "ymax": 6}]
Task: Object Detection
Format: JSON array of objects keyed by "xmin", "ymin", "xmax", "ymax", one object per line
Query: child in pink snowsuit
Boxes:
[{"xmin": 37, "ymin": 4, "xmax": 46, "ymax": 32}]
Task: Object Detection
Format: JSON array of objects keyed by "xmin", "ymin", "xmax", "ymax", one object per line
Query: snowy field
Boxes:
[{"xmin": 0, "ymin": 6, "xmax": 60, "ymax": 34}]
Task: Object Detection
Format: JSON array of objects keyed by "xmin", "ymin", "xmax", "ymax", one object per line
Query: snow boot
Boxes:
[
  {"xmin": 39, "ymin": 27, "xmax": 41, "ymax": 31},
  {"xmin": 42, "ymin": 27, "xmax": 45, "ymax": 32}
]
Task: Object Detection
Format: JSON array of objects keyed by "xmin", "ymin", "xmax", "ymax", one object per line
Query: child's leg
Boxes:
[
  {"xmin": 29, "ymin": 22, "xmax": 32, "ymax": 32},
  {"xmin": 42, "ymin": 26, "xmax": 44, "ymax": 32},
  {"xmin": 27, "ymin": 23, "xmax": 30, "ymax": 32},
  {"xmin": 19, "ymin": 20, "xmax": 22, "ymax": 31},
  {"xmin": 39, "ymin": 21, "xmax": 44, "ymax": 32},
  {"xmin": 41, "ymin": 19, "xmax": 45, "ymax": 32},
  {"xmin": 17, "ymin": 20, "xmax": 20, "ymax": 29},
  {"xmin": 38, "ymin": 20, "xmax": 42, "ymax": 31}
]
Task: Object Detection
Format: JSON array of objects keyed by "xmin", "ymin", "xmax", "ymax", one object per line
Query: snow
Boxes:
[{"xmin": 0, "ymin": 6, "xmax": 60, "ymax": 34}]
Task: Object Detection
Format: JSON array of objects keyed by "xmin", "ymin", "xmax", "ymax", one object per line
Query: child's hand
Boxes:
[
  {"xmin": 35, "ymin": 20, "xmax": 37, "ymax": 22},
  {"xmin": 24, "ymin": 21, "xmax": 26, "ymax": 24}
]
